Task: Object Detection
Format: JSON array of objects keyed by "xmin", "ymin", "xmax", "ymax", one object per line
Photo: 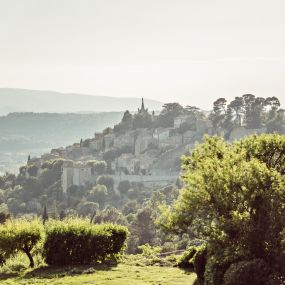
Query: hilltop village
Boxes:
[
  {"xmin": 27, "ymin": 99, "xmax": 214, "ymax": 193},
  {"xmin": 26, "ymin": 95, "xmax": 285, "ymax": 193}
]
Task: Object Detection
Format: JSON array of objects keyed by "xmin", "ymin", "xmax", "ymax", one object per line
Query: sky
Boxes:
[{"xmin": 0, "ymin": 0, "xmax": 285, "ymax": 109}]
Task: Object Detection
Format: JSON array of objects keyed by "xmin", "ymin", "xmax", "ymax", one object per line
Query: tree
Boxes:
[
  {"xmin": 87, "ymin": 160, "xmax": 107, "ymax": 175},
  {"xmin": 96, "ymin": 175, "xmax": 114, "ymax": 191},
  {"xmin": 132, "ymin": 205, "xmax": 157, "ymax": 246},
  {"xmin": 265, "ymin": 96, "xmax": 281, "ymax": 120},
  {"xmin": 121, "ymin": 110, "xmax": 133, "ymax": 129},
  {"xmin": 93, "ymin": 207, "xmax": 127, "ymax": 225},
  {"xmin": 162, "ymin": 103, "xmax": 184, "ymax": 114},
  {"xmin": 27, "ymin": 164, "xmax": 38, "ymax": 177},
  {"xmin": 209, "ymin": 98, "xmax": 227, "ymax": 130},
  {"xmin": 118, "ymin": 180, "xmax": 131, "ymax": 195},
  {"xmin": 266, "ymin": 109, "xmax": 285, "ymax": 133},
  {"xmin": 213, "ymin": 98, "xmax": 227, "ymax": 114},
  {"xmin": 42, "ymin": 205, "xmax": 48, "ymax": 224},
  {"xmin": 133, "ymin": 112, "xmax": 152, "ymax": 129},
  {"xmin": 21, "ymin": 177, "xmax": 42, "ymax": 202},
  {"xmin": 185, "ymin": 106, "xmax": 202, "ymax": 119},
  {"xmin": 162, "ymin": 135, "xmax": 285, "ymax": 263},
  {"xmin": 0, "ymin": 219, "xmax": 44, "ymax": 268},
  {"xmin": 76, "ymin": 200, "xmax": 99, "ymax": 216},
  {"xmin": 242, "ymin": 94, "xmax": 266, "ymax": 129},
  {"xmin": 90, "ymin": 184, "xmax": 108, "ymax": 209},
  {"xmin": 103, "ymin": 127, "xmax": 112, "ymax": 135},
  {"xmin": 226, "ymin": 97, "xmax": 244, "ymax": 127},
  {"xmin": 156, "ymin": 103, "xmax": 184, "ymax": 128},
  {"xmin": 114, "ymin": 110, "xmax": 134, "ymax": 133}
]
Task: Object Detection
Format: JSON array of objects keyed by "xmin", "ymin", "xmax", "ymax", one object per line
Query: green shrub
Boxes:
[
  {"xmin": 204, "ymin": 255, "xmax": 229, "ymax": 285},
  {"xmin": 177, "ymin": 246, "xmax": 197, "ymax": 269},
  {"xmin": 203, "ymin": 246, "xmax": 249, "ymax": 285},
  {"xmin": 0, "ymin": 219, "xmax": 44, "ymax": 268},
  {"xmin": 193, "ymin": 245, "xmax": 207, "ymax": 281},
  {"xmin": 138, "ymin": 243, "xmax": 161, "ymax": 258},
  {"xmin": 223, "ymin": 259, "xmax": 271, "ymax": 285},
  {"xmin": 43, "ymin": 218, "xmax": 128, "ymax": 266},
  {"xmin": 118, "ymin": 180, "xmax": 131, "ymax": 195}
]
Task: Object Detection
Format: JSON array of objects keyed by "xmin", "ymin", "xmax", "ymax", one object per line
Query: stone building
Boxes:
[
  {"xmin": 153, "ymin": 128, "xmax": 171, "ymax": 148},
  {"xmin": 89, "ymin": 133, "xmax": 104, "ymax": 151},
  {"xmin": 135, "ymin": 132, "xmax": 156, "ymax": 155},
  {"xmin": 104, "ymin": 133, "xmax": 115, "ymax": 150},
  {"xmin": 61, "ymin": 161, "xmax": 93, "ymax": 193},
  {"xmin": 111, "ymin": 153, "xmax": 139, "ymax": 174},
  {"xmin": 113, "ymin": 132, "xmax": 135, "ymax": 149}
]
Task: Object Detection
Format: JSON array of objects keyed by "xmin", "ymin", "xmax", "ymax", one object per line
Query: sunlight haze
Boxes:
[{"xmin": 0, "ymin": 0, "xmax": 285, "ymax": 109}]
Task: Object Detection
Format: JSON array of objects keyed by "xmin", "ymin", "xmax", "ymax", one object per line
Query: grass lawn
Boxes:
[{"xmin": 0, "ymin": 264, "xmax": 196, "ymax": 285}]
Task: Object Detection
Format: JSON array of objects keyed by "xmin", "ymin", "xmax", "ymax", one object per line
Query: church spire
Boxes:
[
  {"xmin": 141, "ymin": 97, "xmax": 145, "ymax": 111},
  {"xmin": 138, "ymin": 97, "xmax": 148, "ymax": 114}
]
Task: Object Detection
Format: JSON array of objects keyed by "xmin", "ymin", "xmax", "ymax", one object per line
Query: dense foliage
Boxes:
[
  {"xmin": 161, "ymin": 134, "xmax": 285, "ymax": 283},
  {"xmin": 209, "ymin": 95, "xmax": 284, "ymax": 136},
  {"xmin": 223, "ymin": 259, "xmax": 271, "ymax": 285},
  {"xmin": 177, "ymin": 246, "xmax": 197, "ymax": 269}
]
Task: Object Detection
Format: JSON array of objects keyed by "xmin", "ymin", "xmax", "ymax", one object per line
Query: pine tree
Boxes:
[{"xmin": 42, "ymin": 205, "xmax": 48, "ymax": 224}]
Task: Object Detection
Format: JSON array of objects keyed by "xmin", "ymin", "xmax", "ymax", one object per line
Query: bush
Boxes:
[
  {"xmin": 138, "ymin": 243, "xmax": 162, "ymax": 258},
  {"xmin": 204, "ymin": 248, "xmax": 247, "ymax": 285},
  {"xmin": 96, "ymin": 176, "xmax": 114, "ymax": 191},
  {"xmin": 43, "ymin": 218, "xmax": 128, "ymax": 266},
  {"xmin": 223, "ymin": 259, "xmax": 271, "ymax": 285},
  {"xmin": 193, "ymin": 245, "xmax": 207, "ymax": 281},
  {"xmin": 89, "ymin": 184, "xmax": 108, "ymax": 209},
  {"xmin": 0, "ymin": 219, "xmax": 44, "ymax": 268},
  {"xmin": 204, "ymin": 255, "xmax": 229, "ymax": 285},
  {"xmin": 177, "ymin": 246, "xmax": 197, "ymax": 269},
  {"xmin": 118, "ymin": 180, "xmax": 131, "ymax": 195},
  {"xmin": 87, "ymin": 160, "xmax": 107, "ymax": 175}
]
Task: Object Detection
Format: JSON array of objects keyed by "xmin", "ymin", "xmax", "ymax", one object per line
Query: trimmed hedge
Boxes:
[{"xmin": 43, "ymin": 218, "xmax": 128, "ymax": 266}]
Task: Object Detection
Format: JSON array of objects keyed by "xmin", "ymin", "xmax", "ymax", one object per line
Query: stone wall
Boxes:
[
  {"xmin": 229, "ymin": 127, "xmax": 267, "ymax": 142},
  {"xmin": 109, "ymin": 173, "xmax": 179, "ymax": 188}
]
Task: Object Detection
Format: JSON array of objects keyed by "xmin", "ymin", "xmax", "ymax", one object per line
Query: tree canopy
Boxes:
[{"xmin": 160, "ymin": 134, "xmax": 285, "ymax": 264}]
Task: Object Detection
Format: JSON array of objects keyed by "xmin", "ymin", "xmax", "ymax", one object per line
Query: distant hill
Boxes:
[
  {"xmin": 0, "ymin": 112, "xmax": 124, "ymax": 174},
  {"xmin": 0, "ymin": 88, "xmax": 164, "ymax": 115}
]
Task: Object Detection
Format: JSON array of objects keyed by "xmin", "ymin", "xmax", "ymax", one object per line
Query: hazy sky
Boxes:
[{"xmin": 0, "ymin": 0, "xmax": 285, "ymax": 109}]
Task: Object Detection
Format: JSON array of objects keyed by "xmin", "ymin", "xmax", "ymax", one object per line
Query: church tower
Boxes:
[{"xmin": 138, "ymin": 98, "xmax": 148, "ymax": 113}]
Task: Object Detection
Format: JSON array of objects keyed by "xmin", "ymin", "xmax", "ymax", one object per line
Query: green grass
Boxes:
[
  {"xmin": 0, "ymin": 253, "xmax": 196, "ymax": 285},
  {"xmin": 0, "ymin": 263, "xmax": 196, "ymax": 285}
]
